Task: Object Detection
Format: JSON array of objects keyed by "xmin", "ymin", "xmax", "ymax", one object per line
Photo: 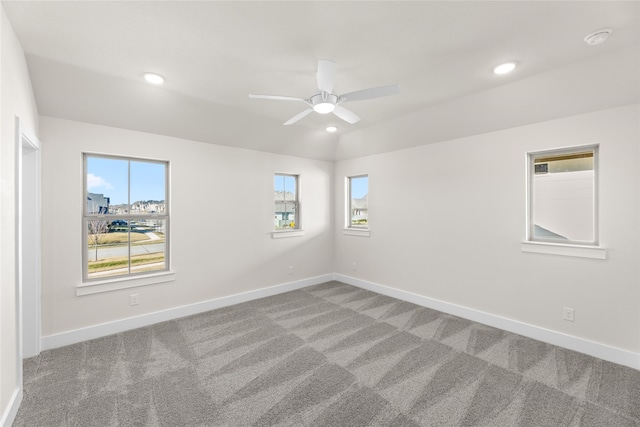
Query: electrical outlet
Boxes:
[
  {"xmin": 352, "ymin": 262, "xmax": 357, "ymax": 271},
  {"xmin": 130, "ymin": 294, "xmax": 140, "ymax": 306},
  {"xmin": 288, "ymin": 266, "xmax": 294, "ymax": 275},
  {"xmin": 562, "ymin": 307, "xmax": 574, "ymax": 322}
]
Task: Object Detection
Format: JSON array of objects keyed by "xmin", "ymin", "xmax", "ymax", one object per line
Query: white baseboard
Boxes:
[
  {"xmin": 0, "ymin": 387, "xmax": 22, "ymax": 427},
  {"xmin": 335, "ymin": 274, "xmax": 640, "ymax": 371},
  {"xmin": 38, "ymin": 272, "xmax": 640, "ymax": 371},
  {"xmin": 41, "ymin": 274, "xmax": 334, "ymax": 351}
]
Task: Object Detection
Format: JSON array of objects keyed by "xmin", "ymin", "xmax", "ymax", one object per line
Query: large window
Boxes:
[
  {"xmin": 274, "ymin": 174, "xmax": 299, "ymax": 229},
  {"xmin": 348, "ymin": 175, "xmax": 368, "ymax": 228},
  {"xmin": 528, "ymin": 146, "xmax": 597, "ymax": 245},
  {"xmin": 83, "ymin": 154, "xmax": 169, "ymax": 281}
]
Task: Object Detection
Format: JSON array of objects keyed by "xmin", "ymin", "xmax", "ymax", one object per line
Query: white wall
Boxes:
[
  {"xmin": 334, "ymin": 104, "xmax": 640, "ymax": 354},
  {"xmin": 39, "ymin": 117, "xmax": 334, "ymax": 337},
  {"xmin": 0, "ymin": 5, "xmax": 39, "ymax": 424}
]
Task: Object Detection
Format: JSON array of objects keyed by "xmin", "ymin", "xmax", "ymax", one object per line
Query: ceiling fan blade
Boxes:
[
  {"xmin": 339, "ymin": 84, "xmax": 400, "ymax": 103},
  {"xmin": 332, "ymin": 106, "xmax": 360, "ymax": 124},
  {"xmin": 284, "ymin": 108, "xmax": 314, "ymax": 126},
  {"xmin": 317, "ymin": 60, "xmax": 337, "ymax": 93},
  {"xmin": 249, "ymin": 94, "xmax": 306, "ymax": 102}
]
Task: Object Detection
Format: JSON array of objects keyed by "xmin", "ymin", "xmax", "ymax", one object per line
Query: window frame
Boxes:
[
  {"xmin": 82, "ymin": 153, "xmax": 170, "ymax": 284},
  {"xmin": 273, "ymin": 173, "xmax": 300, "ymax": 231},
  {"xmin": 526, "ymin": 144, "xmax": 599, "ymax": 247},
  {"xmin": 346, "ymin": 174, "xmax": 369, "ymax": 230}
]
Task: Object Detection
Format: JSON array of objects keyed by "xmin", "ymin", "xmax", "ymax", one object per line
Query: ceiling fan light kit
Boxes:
[
  {"xmin": 249, "ymin": 59, "xmax": 400, "ymax": 126},
  {"xmin": 311, "ymin": 93, "xmax": 338, "ymax": 114}
]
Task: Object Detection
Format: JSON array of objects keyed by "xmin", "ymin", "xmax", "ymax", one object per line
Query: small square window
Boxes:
[
  {"xmin": 347, "ymin": 175, "xmax": 368, "ymax": 228},
  {"xmin": 528, "ymin": 146, "xmax": 598, "ymax": 245}
]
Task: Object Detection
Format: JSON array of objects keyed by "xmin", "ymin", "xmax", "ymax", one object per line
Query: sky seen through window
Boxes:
[{"xmin": 87, "ymin": 157, "xmax": 165, "ymax": 205}]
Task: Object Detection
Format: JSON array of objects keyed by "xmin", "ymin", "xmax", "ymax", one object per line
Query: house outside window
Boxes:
[
  {"xmin": 87, "ymin": 192, "xmax": 110, "ymax": 214},
  {"xmin": 348, "ymin": 175, "xmax": 368, "ymax": 228},
  {"xmin": 274, "ymin": 174, "xmax": 299, "ymax": 229},
  {"xmin": 83, "ymin": 154, "xmax": 169, "ymax": 281},
  {"xmin": 528, "ymin": 145, "xmax": 598, "ymax": 245}
]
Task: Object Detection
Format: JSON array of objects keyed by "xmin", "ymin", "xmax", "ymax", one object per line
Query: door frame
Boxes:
[{"xmin": 15, "ymin": 115, "xmax": 41, "ymax": 367}]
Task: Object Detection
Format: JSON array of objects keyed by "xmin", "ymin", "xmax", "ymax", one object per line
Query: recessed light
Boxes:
[
  {"xmin": 584, "ymin": 28, "xmax": 612, "ymax": 46},
  {"xmin": 326, "ymin": 126, "xmax": 337, "ymax": 133},
  {"xmin": 494, "ymin": 62, "xmax": 516, "ymax": 75},
  {"xmin": 143, "ymin": 73, "xmax": 164, "ymax": 85}
]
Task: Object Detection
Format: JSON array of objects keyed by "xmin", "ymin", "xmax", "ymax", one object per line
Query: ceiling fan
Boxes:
[{"xmin": 249, "ymin": 60, "xmax": 400, "ymax": 126}]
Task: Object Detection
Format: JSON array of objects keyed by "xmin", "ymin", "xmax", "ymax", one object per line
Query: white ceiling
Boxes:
[{"xmin": 3, "ymin": 1, "xmax": 639, "ymax": 161}]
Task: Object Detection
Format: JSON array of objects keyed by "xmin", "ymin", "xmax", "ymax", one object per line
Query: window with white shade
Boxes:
[{"xmin": 527, "ymin": 146, "xmax": 598, "ymax": 245}]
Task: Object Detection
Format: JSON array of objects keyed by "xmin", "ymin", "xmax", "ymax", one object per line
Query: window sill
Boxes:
[
  {"xmin": 272, "ymin": 229, "xmax": 305, "ymax": 239},
  {"xmin": 343, "ymin": 228, "xmax": 371, "ymax": 237},
  {"xmin": 77, "ymin": 271, "xmax": 176, "ymax": 296},
  {"xmin": 521, "ymin": 241, "xmax": 606, "ymax": 260}
]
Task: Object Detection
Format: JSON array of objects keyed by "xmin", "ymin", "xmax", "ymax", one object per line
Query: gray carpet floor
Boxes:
[{"xmin": 14, "ymin": 281, "xmax": 640, "ymax": 426}]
